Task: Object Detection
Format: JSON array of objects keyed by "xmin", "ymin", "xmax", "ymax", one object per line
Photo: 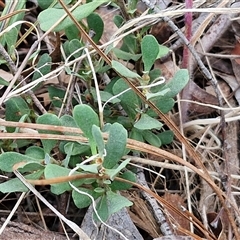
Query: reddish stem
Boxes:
[{"xmin": 181, "ymin": 0, "xmax": 193, "ymax": 68}]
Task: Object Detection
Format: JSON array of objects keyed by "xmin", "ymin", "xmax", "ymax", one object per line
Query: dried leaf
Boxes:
[
  {"xmin": 207, "ymin": 212, "xmax": 223, "ymax": 239},
  {"xmin": 162, "ymin": 193, "xmax": 190, "ymax": 234}
]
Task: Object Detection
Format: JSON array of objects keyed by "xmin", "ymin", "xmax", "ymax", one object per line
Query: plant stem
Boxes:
[{"xmin": 181, "ymin": 0, "xmax": 193, "ymax": 69}]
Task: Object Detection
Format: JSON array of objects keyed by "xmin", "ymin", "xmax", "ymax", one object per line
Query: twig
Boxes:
[
  {"xmin": 0, "ymin": 43, "xmax": 16, "ymax": 74},
  {"xmin": 137, "ymin": 168, "xmax": 174, "ymax": 236}
]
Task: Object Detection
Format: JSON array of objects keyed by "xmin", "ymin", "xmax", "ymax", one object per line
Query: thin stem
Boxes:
[{"xmin": 181, "ymin": 0, "xmax": 193, "ymax": 69}]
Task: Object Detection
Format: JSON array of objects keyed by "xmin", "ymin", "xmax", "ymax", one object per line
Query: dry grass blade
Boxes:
[
  {"xmin": 13, "ymin": 170, "xmax": 91, "ymax": 240},
  {"xmin": 0, "ymin": 9, "xmax": 29, "ymax": 22}
]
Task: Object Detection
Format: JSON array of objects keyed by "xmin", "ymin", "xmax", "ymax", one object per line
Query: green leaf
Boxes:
[
  {"xmin": 38, "ymin": 0, "xmax": 71, "ymax": 9},
  {"xmin": 25, "ymin": 146, "xmax": 45, "ymax": 159},
  {"xmin": 112, "ymin": 60, "xmax": 140, "ymax": 78},
  {"xmin": 0, "ymin": 170, "xmax": 44, "ymax": 193},
  {"xmin": 105, "ymin": 158, "xmax": 130, "ymax": 180},
  {"xmin": 130, "ymin": 128, "xmax": 144, "ymax": 142},
  {"xmin": 37, "ymin": 113, "xmax": 62, "ymax": 154},
  {"xmin": 134, "ymin": 114, "xmax": 163, "ymax": 130},
  {"xmin": 157, "ymin": 130, "xmax": 174, "ymax": 145},
  {"xmin": 110, "ymin": 171, "xmax": 136, "ymax": 191},
  {"xmin": 77, "ymin": 163, "xmax": 99, "ymax": 174},
  {"xmin": 146, "ymin": 88, "xmax": 170, "ymax": 100},
  {"xmin": 160, "ymin": 69, "xmax": 189, "ymax": 98},
  {"xmin": 38, "ymin": 0, "xmax": 109, "ymax": 32},
  {"xmin": 108, "ymin": 116, "xmax": 132, "ymax": 129},
  {"xmin": 44, "ymin": 164, "xmax": 84, "ymax": 195},
  {"xmin": 107, "ymin": 191, "xmax": 132, "ymax": 216},
  {"xmin": 103, "ymin": 123, "xmax": 127, "ymax": 169},
  {"xmin": 4, "ymin": 1, "xmax": 26, "ymax": 24},
  {"xmin": 16, "ymin": 161, "xmax": 44, "ymax": 173},
  {"xmin": 62, "ymin": 41, "xmax": 71, "ymax": 57},
  {"xmin": 0, "ymin": 152, "xmax": 41, "ymax": 172},
  {"xmin": 149, "ymin": 68, "xmax": 161, "ymax": 81},
  {"xmin": 0, "ymin": 77, "xmax": 10, "ymax": 87},
  {"xmin": 113, "ymin": 15, "xmax": 124, "ymax": 28},
  {"xmin": 5, "ymin": 96, "xmax": 30, "ymax": 132},
  {"xmin": 94, "ymin": 187, "xmax": 105, "ymax": 193},
  {"xmin": 95, "ymin": 194, "xmax": 109, "ymax": 221},
  {"xmin": 112, "ymin": 48, "xmax": 141, "ymax": 61},
  {"xmin": 121, "ymin": 34, "xmax": 137, "ymax": 54},
  {"xmin": 73, "ymin": 104, "xmax": 99, "ymax": 138},
  {"xmin": 112, "ymin": 78, "xmax": 140, "ymax": 119},
  {"xmin": 156, "ymin": 45, "xmax": 169, "ymax": 59},
  {"xmin": 128, "ymin": 0, "xmax": 138, "ymax": 11},
  {"xmin": 65, "ymin": 24, "xmax": 80, "ymax": 40},
  {"xmin": 87, "ymin": 87, "xmax": 120, "ymax": 104},
  {"xmin": 64, "ymin": 142, "xmax": 89, "ymax": 156},
  {"xmin": 142, "ymin": 130, "xmax": 161, "ymax": 147},
  {"xmin": 0, "ymin": 178, "xmax": 29, "ymax": 193},
  {"xmin": 0, "ymin": 1, "xmax": 25, "ymax": 47},
  {"xmin": 141, "ymin": 35, "xmax": 159, "ymax": 72},
  {"xmin": 73, "ymin": 104, "xmax": 100, "ymax": 154},
  {"xmin": 68, "ymin": 39, "xmax": 83, "ymax": 58},
  {"xmin": 63, "ymin": 141, "xmax": 90, "ymax": 167},
  {"xmin": 37, "ymin": 0, "xmax": 53, "ymax": 9},
  {"xmin": 32, "ymin": 53, "xmax": 52, "ymax": 81},
  {"xmin": 15, "ymin": 139, "xmax": 33, "ymax": 149},
  {"xmin": 4, "ymin": 27, "xmax": 18, "ymax": 55},
  {"xmin": 60, "ymin": 115, "xmax": 79, "ymax": 133},
  {"xmin": 147, "ymin": 98, "xmax": 175, "ymax": 115},
  {"xmin": 87, "ymin": 13, "xmax": 104, "ymax": 43},
  {"xmin": 72, "ymin": 187, "xmax": 101, "ymax": 208},
  {"xmin": 92, "ymin": 125, "xmax": 105, "ymax": 157}
]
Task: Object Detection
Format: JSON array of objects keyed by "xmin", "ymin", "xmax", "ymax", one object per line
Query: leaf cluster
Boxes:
[{"xmin": 0, "ymin": 0, "xmax": 189, "ymax": 222}]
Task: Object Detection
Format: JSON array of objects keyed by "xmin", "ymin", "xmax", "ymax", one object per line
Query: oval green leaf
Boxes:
[
  {"xmin": 103, "ymin": 123, "xmax": 127, "ymax": 169},
  {"xmin": 134, "ymin": 114, "xmax": 163, "ymax": 130},
  {"xmin": 73, "ymin": 104, "xmax": 99, "ymax": 139},
  {"xmin": 0, "ymin": 171, "xmax": 44, "ymax": 193},
  {"xmin": 95, "ymin": 195, "xmax": 109, "ymax": 222},
  {"xmin": 5, "ymin": 96, "xmax": 30, "ymax": 132},
  {"xmin": 112, "ymin": 60, "xmax": 140, "ymax": 78},
  {"xmin": 160, "ymin": 69, "xmax": 189, "ymax": 98},
  {"xmin": 73, "ymin": 104, "xmax": 99, "ymax": 154},
  {"xmin": 25, "ymin": 146, "xmax": 45, "ymax": 159},
  {"xmin": 0, "ymin": 152, "xmax": 41, "ymax": 172},
  {"xmin": 110, "ymin": 171, "xmax": 136, "ymax": 191},
  {"xmin": 141, "ymin": 35, "xmax": 159, "ymax": 72},
  {"xmin": 44, "ymin": 164, "xmax": 84, "ymax": 195},
  {"xmin": 142, "ymin": 130, "xmax": 161, "ymax": 147},
  {"xmin": 38, "ymin": 0, "xmax": 109, "ymax": 32},
  {"xmin": 37, "ymin": 113, "xmax": 62, "ymax": 154},
  {"xmin": 92, "ymin": 125, "xmax": 105, "ymax": 157},
  {"xmin": 107, "ymin": 191, "xmax": 132, "ymax": 216},
  {"xmin": 157, "ymin": 130, "xmax": 174, "ymax": 145},
  {"xmin": 112, "ymin": 78, "xmax": 140, "ymax": 119},
  {"xmin": 87, "ymin": 13, "xmax": 104, "ymax": 43},
  {"xmin": 32, "ymin": 53, "xmax": 52, "ymax": 81},
  {"xmin": 157, "ymin": 45, "xmax": 169, "ymax": 59},
  {"xmin": 72, "ymin": 187, "xmax": 101, "ymax": 209}
]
